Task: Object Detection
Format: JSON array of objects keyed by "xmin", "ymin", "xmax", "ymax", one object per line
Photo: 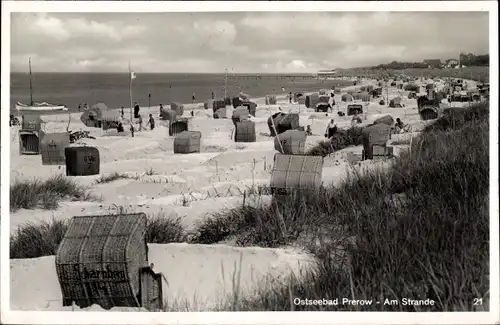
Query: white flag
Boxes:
[{"xmin": 130, "ymin": 71, "xmax": 136, "ymax": 80}]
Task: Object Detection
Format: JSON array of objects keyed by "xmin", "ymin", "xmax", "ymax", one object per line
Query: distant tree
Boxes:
[{"xmin": 459, "ymin": 53, "xmax": 489, "ymax": 66}]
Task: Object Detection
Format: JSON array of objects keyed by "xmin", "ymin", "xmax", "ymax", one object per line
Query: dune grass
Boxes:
[
  {"xmin": 9, "ymin": 212, "xmax": 188, "ymax": 259},
  {"xmin": 10, "ymin": 175, "xmax": 89, "ymax": 212},
  {"xmin": 306, "ymin": 126, "xmax": 364, "ymax": 157},
  {"xmin": 196, "ymin": 101, "xmax": 489, "ymax": 311},
  {"xmin": 95, "ymin": 172, "xmax": 130, "ymax": 184},
  {"xmin": 95, "ymin": 168, "xmax": 157, "ymax": 184}
]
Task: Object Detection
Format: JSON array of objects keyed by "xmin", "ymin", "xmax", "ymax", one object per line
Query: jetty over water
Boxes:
[{"xmin": 226, "ymin": 74, "xmax": 317, "ymax": 81}]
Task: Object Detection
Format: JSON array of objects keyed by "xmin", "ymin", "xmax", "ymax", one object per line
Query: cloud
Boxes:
[
  {"xmin": 191, "ymin": 19, "xmax": 251, "ymax": 55},
  {"xmin": 31, "ymin": 13, "xmax": 71, "ymax": 41},
  {"xmin": 286, "ymin": 60, "xmax": 307, "ymax": 69},
  {"xmin": 27, "ymin": 13, "xmax": 146, "ymax": 42},
  {"xmin": 10, "ymin": 12, "xmax": 489, "ymax": 73},
  {"xmin": 65, "ymin": 18, "xmax": 146, "ymax": 41}
]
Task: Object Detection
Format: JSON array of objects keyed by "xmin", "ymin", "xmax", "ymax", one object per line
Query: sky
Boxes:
[{"xmin": 10, "ymin": 11, "xmax": 489, "ymax": 73}]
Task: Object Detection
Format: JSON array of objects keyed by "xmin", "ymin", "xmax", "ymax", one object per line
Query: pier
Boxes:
[{"xmin": 226, "ymin": 74, "xmax": 317, "ymax": 81}]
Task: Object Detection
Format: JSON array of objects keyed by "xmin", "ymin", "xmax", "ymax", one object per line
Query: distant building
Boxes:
[
  {"xmin": 317, "ymin": 69, "xmax": 340, "ymax": 79},
  {"xmin": 423, "ymin": 59, "xmax": 443, "ymax": 69},
  {"xmin": 445, "ymin": 59, "xmax": 459, "ymax": 68}
]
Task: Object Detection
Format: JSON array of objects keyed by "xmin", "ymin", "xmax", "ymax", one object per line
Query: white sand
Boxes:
[{"xmin": 9, "ymin": 78, "xmax": 476, "ymax": 311}]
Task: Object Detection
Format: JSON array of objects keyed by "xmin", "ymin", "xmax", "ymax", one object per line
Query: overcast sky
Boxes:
[{"xmin": 10, "ymin": 11, "xmax": 489, "ymax": 73}]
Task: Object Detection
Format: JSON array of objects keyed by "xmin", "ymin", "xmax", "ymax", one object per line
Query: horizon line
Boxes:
[{"xmin": 9, "ymin": 71, "xmax": 321, "ymax": 75}]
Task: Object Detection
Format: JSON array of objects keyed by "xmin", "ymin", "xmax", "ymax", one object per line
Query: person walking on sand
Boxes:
[
  {"xmin": 329, "ymin": 93, "xmax": 336, "ymax": 111},
  {"xmin": 120, "ymin": 106, "xmax": 125, "ymax": 119},
  {"xmin": 130, "ymin": 124, "xmax": 135, "ymax": 137},
  {"xmin": 134, "ymin": 102, "xmax": 140, "ymax": 118},
  {"xmin": 192, "ymin": 92, "xmax": 196, "ymax": 103},
  {"xmin": 289, "ymin": 91, "xmax": 292, "ymax": 103},
  {"xmin": 146, "ymin": 114, "xmax": 155, "ymax": 130},
  {"xmin": 137, "ymin": 114, "xmax": 144, "ymax": 131},
  {"xmin": 159, "ymin": 104, "xmax": 164, "ymax": 118},
  {"xmin": 325, "ymin": 119, "xmax": 338, "ymax": 138}
]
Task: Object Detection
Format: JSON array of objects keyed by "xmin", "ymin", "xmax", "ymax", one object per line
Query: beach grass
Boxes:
[
  {"xmin": 10, "ymin": 175, "xmax": 89, "ymax": 212},
  {"xmin": 305, "ymin": 126, "xmax": 364, "ymax": 157},
  {"xmin": 95, "ymin": 172, "xmax": 130, "ymax": 184}
]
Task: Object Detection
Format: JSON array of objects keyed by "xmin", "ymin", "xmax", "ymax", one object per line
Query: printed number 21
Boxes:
[{"xmin": 473, "ymin": 298, "xmax": 483, "ymax": 306}]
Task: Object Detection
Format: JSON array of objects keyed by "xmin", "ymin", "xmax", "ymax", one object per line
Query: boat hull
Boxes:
[{"xmin": 16, "ymin": 102, "xmax": 68, "ymax": 113}]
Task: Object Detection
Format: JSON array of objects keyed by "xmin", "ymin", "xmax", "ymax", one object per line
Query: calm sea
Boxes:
[{"xmin": 10, "ymin": 73, "xmax": 353, "ymax": 112}]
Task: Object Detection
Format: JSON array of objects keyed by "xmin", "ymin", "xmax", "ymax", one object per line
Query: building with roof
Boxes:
[{"xmin": 423, "ymin": 59, "xmax": 443, "ymax": 69}]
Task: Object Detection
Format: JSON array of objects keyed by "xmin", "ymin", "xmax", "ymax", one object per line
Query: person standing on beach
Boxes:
[
  {"xmin": 325, "ymin": 119, "xmax": 338, "ymax": 138},
  {"xmin": 159, "ymin": 104, "xmax": 164, "ymax": 118},
  {"xmin": 329, "ymin": 92, "xmax": 336, "ymax": 111},
  {"xmin": 192, "ymin": 92, "xmax": 196, "ymax": 103},
  {"xmin": 120, "ymin": 106, "xmax": 125, "ymax": 119},
  {"xmin": 289, "ymin": 91, "xmax": 292, "ymax": 104},
  {"xmin": 146, "ymin": 114, "xmax": 155, "ymax": 130},
  {"xmin": 130, "ymin": 124, "xmax": 135, "ymax": 137},
  {"xmin": 137, "ymin": 114, "xmax": 144, "ymax": 131},
  {"xmin": 211, "ymin": 90, "xmax": 215, "ymax": 100},
  {"xmin": 134, "ymin": 102, "xmax": 140, "ymax": 118}
]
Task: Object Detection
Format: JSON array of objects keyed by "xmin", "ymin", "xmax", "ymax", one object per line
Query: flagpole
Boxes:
[
  {"xmin": 129, "ymin": 61, "xmax": 133, "ymax": 123},
  {"xmin": 224, "ymin": 68, "xmax": 228, "ymax": 99}
]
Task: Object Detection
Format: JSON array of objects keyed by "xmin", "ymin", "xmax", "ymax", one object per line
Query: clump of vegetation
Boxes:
[
  {"xmin": 146, "ymin": 213, "xmax": 188, "ymax": 243},
  {"xmin": 10, "ymin": 175, "xmax": 88, "ymax": 212},
  {"xmin": 95, "ymin": 172, "xmax": 130, "ymax": 184},
  {"xmin": 424, "ymin": 101, "xmax": 489, "ymax": 132},
  {"xmin": 306, "ymin": 127, "xmax": 364, "ymax": 157},
  {"xmin": 10, "ymin": 219, "xmax": 68, "ymax": 259}
]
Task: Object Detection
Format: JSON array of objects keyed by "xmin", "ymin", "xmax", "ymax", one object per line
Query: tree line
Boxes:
[
  {"xmin": 459, "ymin": 53, "xmax": 489, "ymax": 67},
  {"xmin": 366, "ymin": 53, "xmax": 489, "ymax": 70}
]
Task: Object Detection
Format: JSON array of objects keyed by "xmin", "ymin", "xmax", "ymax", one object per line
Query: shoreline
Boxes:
[
  {"xmin": 11, "ymin": 77, "xmax": 479, "ymax": 119},
  {"xmin": 11, "ymin": 84, "xmax": 354, "ymax": 117},
  {"xmin": 10, "ymin": 76, "xmax": 357, "ymax": 113}
]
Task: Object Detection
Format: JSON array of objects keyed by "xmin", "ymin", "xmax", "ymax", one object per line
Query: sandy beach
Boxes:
[{"xmin": 8, "ymin": 75, "xmax": 481, "ymax": 311}]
